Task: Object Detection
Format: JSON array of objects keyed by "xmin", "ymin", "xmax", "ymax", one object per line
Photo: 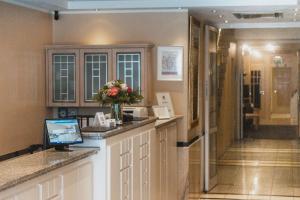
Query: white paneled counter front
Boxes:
[
  {"xmin": 0, "ymin": 117, "xmax": 181, "ymax": 200},
  {"xmin": 0, "ymin": 149, "xmax": 98, "ymax": 200}
]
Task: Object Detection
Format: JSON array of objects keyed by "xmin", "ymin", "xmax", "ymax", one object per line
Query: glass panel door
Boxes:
[
  {"xmin": 204, "ymin": 25, "xmax": 218, "ymax": 191},
  {"xmin": 84, "ymin": 53, "xmax": 108, "ymax": 101},
  {"xmin": 116, "ymin": 53, "xmax": 141, "ymax": 93},
  {"xmin": 271, "ymin": 67, "xmax": 291, "ymax": 115},
  {"xmin": 53, "ymin": 54, "xmax": 76, "ymax": 102}
]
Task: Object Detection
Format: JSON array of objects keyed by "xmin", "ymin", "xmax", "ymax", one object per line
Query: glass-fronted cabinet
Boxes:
[
  {"xmin": 80, "ymin": 49, "xmax": 112, "ymax": 106},
  {"xmin": 46, "ymin": 45, "xmax": 153, "ymax": 107},
  {"xmin": 46, "ymin": 49, "xmax": 80, "ymax": 107}
]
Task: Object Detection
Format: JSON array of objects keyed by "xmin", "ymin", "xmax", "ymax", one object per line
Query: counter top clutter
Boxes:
[
  {"xmin": 0, "ymin": 148, "xmax": 98, "ymax": 192},
  {"xmin": 81, "ymin": 117, "xmax": 157, "ymax": 138}
]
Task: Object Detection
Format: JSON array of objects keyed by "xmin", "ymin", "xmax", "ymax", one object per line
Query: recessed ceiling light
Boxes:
[
  {"xmin": 294, "ymin": 13, "xmax": 297, "ymax": 16},
  {"xmin": 295, "ymin": 8, "xmax": 299, "ymax": 12},
  {"xmin": 211, "ymin": 9, "xmax": 217, "ymax": 13},
  {"xmin": 225, "ymin": 20, "xmax": 229, "ymax": 23},
  {"xmin": 219, "ymin": 15, "xmax": 223, "ymax": 18},
  {"xmin": 265, "ymin": 43, "xmax": 277, "ymax": 52}
]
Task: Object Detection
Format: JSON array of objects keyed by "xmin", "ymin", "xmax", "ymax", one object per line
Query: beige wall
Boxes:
[
  {"xmin": 0, "ymin": 2, "xmax": 52, "ymax": 155},
  {"xmin": 53, "ymin": 12, "xmax": 191, "ymax": 140}
]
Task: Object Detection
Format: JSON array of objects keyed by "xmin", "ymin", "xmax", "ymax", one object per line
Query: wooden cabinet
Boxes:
[
  {"xmin": 46, "ymin": 49, "xmax": 80, "ymax": 107},
  {"xmin": 0, "ymin": 158, "xmax": 94, "ymax": 200},
  {"xmin": 46, "ymin": 44, "xmax": 153, "ymax": 107},
  {"xmin": 157, "ymin": 122, "xmax": 178, "ymax": 200}
]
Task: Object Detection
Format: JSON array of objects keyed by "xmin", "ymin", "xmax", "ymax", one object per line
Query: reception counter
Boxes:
[{"xmin": 0, "ymin": 116, "xmax": 182, "ymax": 200}]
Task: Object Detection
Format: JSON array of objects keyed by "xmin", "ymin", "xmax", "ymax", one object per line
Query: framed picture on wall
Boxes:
[
  {"xmin": 157, "ymin": 46, "xmax": 183, "ymax": 81},
  {"xmin": 188, "ymin": 16, "xmax": 201, "ymax": 129}
]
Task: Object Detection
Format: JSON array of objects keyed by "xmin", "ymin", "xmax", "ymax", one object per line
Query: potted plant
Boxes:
[{"xmin": 93, "ymin": 80, "xmax": 143, "ymax": 125}]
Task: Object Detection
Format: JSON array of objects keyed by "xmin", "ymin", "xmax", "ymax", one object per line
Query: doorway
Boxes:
[
  {"xmin": 201, "ymin": 41, "xmax": 300, "ymax": 199},
  {"xmin": 241, "ymin": 42, "xmax": 299, "ymax": 139}
]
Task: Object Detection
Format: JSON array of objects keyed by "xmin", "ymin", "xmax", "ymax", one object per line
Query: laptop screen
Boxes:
[{"xmin": 45, "ymin": 119, "xmax": 83, "ymax": 145}]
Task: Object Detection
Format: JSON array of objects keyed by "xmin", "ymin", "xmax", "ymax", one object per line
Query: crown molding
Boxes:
[{"xmin": 59, "ymin": 8, "xmax": 188, "ymax": 14}]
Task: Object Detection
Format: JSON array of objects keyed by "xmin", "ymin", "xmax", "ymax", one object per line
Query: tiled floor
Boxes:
[{"xmin": 190, "ymin": 138, "xmax": 300, "ymax": 200}]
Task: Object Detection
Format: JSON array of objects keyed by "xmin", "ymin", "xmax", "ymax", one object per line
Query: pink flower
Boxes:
[
  {"xmin": 127, "ymin": 87, "xmax": 132, "ymax": 93},
  {"xmin": 107, "ymin": 87, "xmax": 119, "ymax": 97}
]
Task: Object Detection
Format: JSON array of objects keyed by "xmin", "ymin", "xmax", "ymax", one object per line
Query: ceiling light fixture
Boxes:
[
  {"xmin": 295, "ymin": 8, "xmax": 299, "ymax": 12},
  {"xmin": 252, "ymin": 50, "xmax": 262, "ymax": 58},
  {"xmin": 265, "ymin": 43, "xmax": 277, "ymax": 52},
  {"xmin": 219, "ymin": 14, "xmax": 223, "ymax": 18},
  {"xmin": 225, "ymin": 20, "xmax": 229, "ymax": 23},
  {"xmin": 211, "ymin": 9, "xmax": 217, "ymax": 13}
]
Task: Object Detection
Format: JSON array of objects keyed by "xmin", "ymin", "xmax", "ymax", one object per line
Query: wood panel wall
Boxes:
[{"xmin": 0, "ymin": 2, "xmax": 52, "ymax": 155}]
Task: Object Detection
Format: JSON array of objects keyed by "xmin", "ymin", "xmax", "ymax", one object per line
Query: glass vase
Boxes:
[{"xmin": 111, "ymin": 103, "xmax": 123, "ymax": 125}]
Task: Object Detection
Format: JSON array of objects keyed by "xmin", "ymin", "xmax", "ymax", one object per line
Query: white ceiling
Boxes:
[{"xmin": 5, "ymin": 0, "xmax": 300, "ymax": 29}]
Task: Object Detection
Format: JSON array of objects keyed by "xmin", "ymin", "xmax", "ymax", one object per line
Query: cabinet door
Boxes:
[
  {"xmin": 80, "ymin": 49, "xmax": 112, "ymax": 106},
  {"xmin": 40, "ymin": 176, "xmax": 62, "ymax": 200},
  {"xmin": 108, "ymin": 139, "xmax": 133, "ymax": 200},
  {"xmin": 158, "ymin": 122, "xmax": 178, "ymax": 200},
  {"xmin": 113, "ymin": 48, "xmax": 148, "ymax": 105},
  {"xmin": 63, "ymin": 162, "xmax": 93, "ymax": 200},
  {"xmin": 47, "ymin": 49, "xmax": 80, "ymax": 107},
  {"xmin": 133, "ymin": 131, "xmax": 150, "ymax": 200},
  {"xmin": 166, "ymin": 123, "xmax": 178, "ymax": 200},
  {"xmin": 14, "ymin": 186, "xmax": 40, "ymax": 200}
]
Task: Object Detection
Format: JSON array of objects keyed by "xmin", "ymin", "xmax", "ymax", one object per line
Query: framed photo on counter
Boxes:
[
  {"xmin": 156, "ymin": 92, "xmax": 175, "ymax": 117},
  {"xmin": 157, "ymin": 46, "xmax": 183, "ymax": 81}
]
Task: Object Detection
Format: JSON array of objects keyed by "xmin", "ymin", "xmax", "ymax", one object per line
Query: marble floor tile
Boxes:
[
  {"xmin": 203, "ymin": 138, "xmax": 300, "ymax": 199},
  {"xmin": 248, "ymin": 195, "xmax": 271, "ymax": 200},
  {"xmin": 271, "ymin": 187, "xmax": 294, "ymax": 196}
]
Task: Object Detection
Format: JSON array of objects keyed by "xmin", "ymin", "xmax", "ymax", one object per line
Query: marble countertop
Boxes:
[
  {"xmin": 81, "ymin": 117, "xmax": 157, "ymax": 138},
  {"xmin": 0, "ymin": 148, "xmax": 98, "ymax": 192},
  {"xmin": 155, "ymin": 115, "xmax": 183, "ymax": 128}
]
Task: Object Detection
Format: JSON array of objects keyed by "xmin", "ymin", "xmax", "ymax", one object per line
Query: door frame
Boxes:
[{"xmin": 204, "ymin": 25, "xmax": 218, "ymax": 192}]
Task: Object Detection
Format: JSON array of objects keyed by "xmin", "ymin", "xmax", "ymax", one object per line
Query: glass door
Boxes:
[
  {"xmin": 271, "ymin": 67, "xmax": 291, "ymax": 115},
  {"xmin": 204, "ymin": 25, "xmax": 218, "ymax": 191}
]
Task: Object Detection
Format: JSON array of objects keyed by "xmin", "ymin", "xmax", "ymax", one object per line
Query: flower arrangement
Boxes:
[{"xmin": 93, "ymin": 80, "xmax": 143, "ymax": 105}]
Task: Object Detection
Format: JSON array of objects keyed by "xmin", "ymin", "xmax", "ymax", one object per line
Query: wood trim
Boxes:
[
  {"xmin": 47, "ymin": 49, "xmax": 80, "ymax": 107},
  {"xmin": 46, "ymin": 43, "xmax": 154, "ymax": 50},
  {"xmin": 79, "ymin": 48, "xmax": 113, "ymax": 107},
  {"xmin": 188, "ymin": 16, "xmax": 201, "ymax": 130}
]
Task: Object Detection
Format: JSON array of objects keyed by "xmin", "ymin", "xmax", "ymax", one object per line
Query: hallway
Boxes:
[{"xmin": 194, "ymin": 139, "xmax": 300, "ymax": 200}]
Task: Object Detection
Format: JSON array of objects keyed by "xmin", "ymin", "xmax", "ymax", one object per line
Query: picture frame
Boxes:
[
  {"xmin": 157, "ymin": 46, "xmax": 183, "ymax": 81},
  {"xmin": 152, "ymin": 106, "xmax": 171, "ymax": 119},
  {"xmin": 156, "ymin": 92, "xmax": 175, "ymax": 117}
]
